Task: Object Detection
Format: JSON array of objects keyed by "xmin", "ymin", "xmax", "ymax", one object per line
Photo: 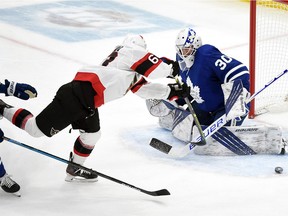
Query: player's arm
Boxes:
[
  {"xmin": 130, "ymin": 76, "xmax": 190, "ymax": 101},
  {"xmin": 130, "ymin": 50, "xmax": 176, "ymax": 79}
]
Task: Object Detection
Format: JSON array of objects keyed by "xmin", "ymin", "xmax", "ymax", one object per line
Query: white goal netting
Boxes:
[{"xmin": 252, "ymin": 0, "xmax": 288, "ymax": 115}]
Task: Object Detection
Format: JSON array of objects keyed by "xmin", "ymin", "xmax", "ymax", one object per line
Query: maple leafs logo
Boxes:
[
  {"xmin": 187, "ymin": 34, "xmax": 195, "ymax": 45},
  {"xmin": 191, "ymin": 85, "xmax": 204, "ymax": 103},
  {"xmin": 186, "ymin": 78, "xmax": 204, "ymax": 104},
  {"xmin": 186, "ymin": 29, "xmax": 196, "ymax": 45}
]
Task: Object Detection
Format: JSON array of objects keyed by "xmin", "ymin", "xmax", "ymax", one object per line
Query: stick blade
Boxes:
[
  {"xmin": 155, "ymin": 189, "xmax": 171, "ymax": 196},
  {"xmin": 147, "ymin": 189, "xmax": 170, "ymax": 196},
  {"xmin": 149, "ymin": 138, "xmax": 172, "ymax": 154}
]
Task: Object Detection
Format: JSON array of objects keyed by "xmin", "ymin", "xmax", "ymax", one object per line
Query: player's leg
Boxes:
[
  {"xmin": 64, "ymin": 81, "xmax": 100, "ymax": 182},
  {"xmin": 66, "ymin": 108, "xmax": 101, "ymax": 182}
]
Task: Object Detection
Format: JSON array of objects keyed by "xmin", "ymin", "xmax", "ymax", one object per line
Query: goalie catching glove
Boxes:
[
  {"xmin": 167, "ymin": 82, "xmax": 191, "ymax": 101},
  {"xmin": 0, "ymin": 79, "xmax": 38, "ymax": 100}
]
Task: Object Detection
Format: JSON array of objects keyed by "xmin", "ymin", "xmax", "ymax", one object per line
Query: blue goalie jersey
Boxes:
[{"xmin": 177, "ymin": 44, "xmax": 250, "ymax": 113}]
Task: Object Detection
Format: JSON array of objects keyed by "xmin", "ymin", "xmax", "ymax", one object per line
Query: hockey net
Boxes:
[{"xmin": 249, "ymin": 0, "xmax": 288, "ymax": 118}]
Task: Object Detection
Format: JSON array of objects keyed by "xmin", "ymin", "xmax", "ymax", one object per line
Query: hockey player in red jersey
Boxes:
[
  {"xmin": 0, "ymin": 35, "xmax": 189, "ymax": 182},
  {"xmin": 0, "ymin": 79, "xmax": 37, "ymax": 196}
]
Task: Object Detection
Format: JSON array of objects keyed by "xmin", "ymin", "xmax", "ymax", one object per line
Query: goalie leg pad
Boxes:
[
  {"xmin": 211, "ymin": 127, "xmax": 256, "ymax": 155},
  {"xmin": 193, "ymin": 125, "xmax": 283, "ymax": 156},
  {"xmin": 171, "ymin": 108, "xmax": 194, "ymax": 142},
  {"xmin": 158, "ymin": 106, "xmax": 191, "ymax": 132},
  {"xmin": 146, "ymin": 99, "xmax": 177, "ymax": 117},
  {"xmin": 159, "ymin": 110, "xmax": 175, "ymax": 131}
]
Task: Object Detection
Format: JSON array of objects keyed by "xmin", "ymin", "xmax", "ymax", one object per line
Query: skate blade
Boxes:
[{"xmin": 65, "ymin": 174, "xmax": 98, "ymax": 183}]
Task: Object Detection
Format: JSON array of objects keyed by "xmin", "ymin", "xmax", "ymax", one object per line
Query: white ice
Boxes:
[{"xmin": 1, "ymin": 0, "xmax": 288, "ymax": 216}]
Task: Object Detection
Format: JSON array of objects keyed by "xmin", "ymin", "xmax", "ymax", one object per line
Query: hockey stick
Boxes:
[
  {"xmin": 248, "ymin": 69, "xmax": 288, "ymax": 102},
  {"xmin": 184, "ymin": 97, "xmax": 206, "ymax": 145},
  {"xmin": 150, "ymin": 68, "xmax": 288, "ymax": 158},
  {"xmin": 174, "ymin": 77, "xmax": 206, "ymax": 146},
  {"xmin": 3, "ymin": 136, "xmax": 170, "ymax": 196}
]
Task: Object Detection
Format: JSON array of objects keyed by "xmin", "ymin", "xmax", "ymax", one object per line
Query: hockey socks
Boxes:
[
  {"xmin": 3, "ymin": 107, "xmax": 33, "ymax": 129},
  {"xmin": 72, "ymin": 136, "xmax": 95, "ymax": 164}
]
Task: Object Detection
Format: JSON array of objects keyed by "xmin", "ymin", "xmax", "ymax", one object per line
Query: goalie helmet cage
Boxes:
[{"xmin": 249, "ymin": 0, "xmax": 288, "ymax": 118}]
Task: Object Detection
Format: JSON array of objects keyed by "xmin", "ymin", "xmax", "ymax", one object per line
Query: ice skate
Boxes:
[
  {"xmin": 0, "ymin": 99, "xmax": 13, "ymax": 116},
  {"xmin": 65, "ymin": 152, "xmax": 98, "ymax": 183},
  {"xmin": 0, "ymin": 174, "xmax": 21, "ymax": 197}
]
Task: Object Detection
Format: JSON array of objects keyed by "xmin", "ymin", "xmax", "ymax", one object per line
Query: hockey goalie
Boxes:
[{"xmin": 146, "ymin": 27, "xmax": 287, "ymax": 156}]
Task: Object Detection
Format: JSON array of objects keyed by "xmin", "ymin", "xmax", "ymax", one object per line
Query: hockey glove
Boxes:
[
  {"xmin": 167, "ymin": 83, "xmax": 191, "ymax": 101},
  {"xmin": 0, "ymin": 128, "xmax": 3, "ymax": 143},
  {"xmin": 160, "ymin": 57, "xmax": 180, "ymax": 78},
  {"xmin": 4, "ymin": 79, "xmax": 38, "ymax": 100},
  {"xmin": 170, "ymin": 61, "xmax": 180, "ymax": 77}
]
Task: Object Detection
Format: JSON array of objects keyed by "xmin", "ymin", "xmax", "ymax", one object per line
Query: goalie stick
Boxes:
[
  {"xmin": 175, "ymin": 77, "xmax": 206, "ymax": 146},
  {"xmin": 184, "ymin": 97, "xmax": 206, "ymax": 146},
  {"xmin": 150, "ymin": 68, "xmax": 288, "ymax": 158},
  {"xmin": 3, "ymin": 136, "xmax": 170, "ymax": 196}
]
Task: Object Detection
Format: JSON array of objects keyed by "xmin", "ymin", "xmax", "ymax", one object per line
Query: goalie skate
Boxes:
[{"xmin": 65, "ymin": 152, "xmax": 98, "ymax": 183}]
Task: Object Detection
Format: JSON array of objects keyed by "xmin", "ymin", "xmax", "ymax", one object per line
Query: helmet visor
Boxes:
[{"xmin": 176, "ymin": 45, "xmax": 193, "ymax": 58}]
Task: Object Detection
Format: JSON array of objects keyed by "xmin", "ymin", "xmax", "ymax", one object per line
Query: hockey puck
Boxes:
[{"xmin": 275, "ymin": 167, "xmax": 283, "ymax": 174}]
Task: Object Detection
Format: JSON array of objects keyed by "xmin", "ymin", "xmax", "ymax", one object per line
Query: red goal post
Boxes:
[{"xmin": 249, "ymin": 0, "xmax": 288, "ymax": 118}]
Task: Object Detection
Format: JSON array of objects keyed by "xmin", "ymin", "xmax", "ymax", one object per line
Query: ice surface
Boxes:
[{"xmin": 0, "ymin": 0, "xmax": 288, "ymax": 215}]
